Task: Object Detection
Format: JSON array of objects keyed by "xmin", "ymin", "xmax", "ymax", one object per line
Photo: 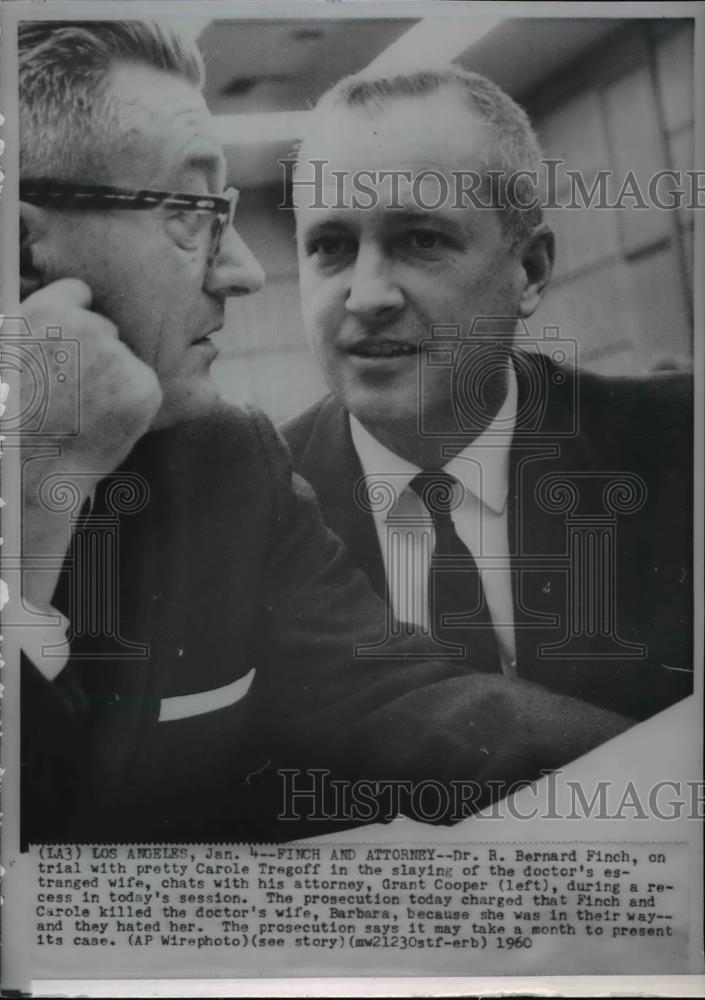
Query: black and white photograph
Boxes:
[{"xmin": 0, "ymin": 1, "xmax": 702, "ymax": 994}]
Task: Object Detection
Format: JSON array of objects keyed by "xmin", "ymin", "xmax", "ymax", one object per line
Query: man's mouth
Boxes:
[
  {"xmin": 192, "ymin": 323, "xmax": 223, "ymax": 346},
  {"xmin": 347, "ymin": 341, "xmax": 419, "ymax": 359},
  {"xmin": 190, "ymin": 330, "xmax": 220, "ymax": 358}
]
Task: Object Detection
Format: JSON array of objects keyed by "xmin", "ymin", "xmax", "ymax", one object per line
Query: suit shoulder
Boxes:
[
  {"xmin": 573, "ymin": 367, "xmax": 693, "ymax": 467},
  {"xmin": 577, "ymin": 367, "xmax": 692, "ymax": 405},
  {"xmin": 576, "ymin": 368, "xmax": 692, "ymax": 425}
]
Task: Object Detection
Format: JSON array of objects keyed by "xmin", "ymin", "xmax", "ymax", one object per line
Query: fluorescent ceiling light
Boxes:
[
  {"xmin": 213, "ymin": 111, "xmax": 312, "ymax": 146},
  {"xmin": 365, "ymin": 15, "xmax": 503, "ymax": 72}
]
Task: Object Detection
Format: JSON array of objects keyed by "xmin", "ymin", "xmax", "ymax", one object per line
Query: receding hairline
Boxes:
[
  {"xmin": 304, "ymin": 72, "xmax": 536, "ymax": 159},
  {"xmin": 83, "ymin": 62, "xmax": 225, "ymax": 188},
  {"xmin": 296, "ymin": 67, "xmax": 544, "ymax": 246},
  {"xmin": 298, "ymin": 86, "xmax": 492, "ymax": 158},
  {"xmin": 102, "ymin": 59, "xmax": 223, "ymax": 167}
]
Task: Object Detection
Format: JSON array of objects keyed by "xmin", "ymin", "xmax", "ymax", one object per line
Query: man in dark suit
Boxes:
[
  {"xmin": 284, "ymin": 67, "xmax": 693, "ymax": 723},
  {"xmin": 17, "ymin": 23, "xmax": 631, "ymax": 845}
]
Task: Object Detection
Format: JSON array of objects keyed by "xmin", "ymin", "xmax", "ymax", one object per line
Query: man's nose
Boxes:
[
  {"xmin": 204, "ymin": 225, "xmax": 265, "ymax": 298},
  {"xmin": 345, "ymin": 245, "xmax": 404, "ymax": 324}
]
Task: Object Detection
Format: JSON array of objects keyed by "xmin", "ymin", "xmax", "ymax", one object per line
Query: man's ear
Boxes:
[
  {"xmin": 517, "ymin": 223, "xmax": 554, "ymax": 318},
  {"xmin": 20, "ymin": 201, "xmax": 48, "ymax": 300}
]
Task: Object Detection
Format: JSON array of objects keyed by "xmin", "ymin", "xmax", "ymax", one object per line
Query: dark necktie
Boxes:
[{"xmin": 410, "ymin": 470, "xmax": 501, "ymax": 673}]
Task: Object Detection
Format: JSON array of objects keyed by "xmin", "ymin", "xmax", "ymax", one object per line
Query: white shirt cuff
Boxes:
[{"xmin": 20, "ymin": 599, "xmax": 71, "ymax": 681}]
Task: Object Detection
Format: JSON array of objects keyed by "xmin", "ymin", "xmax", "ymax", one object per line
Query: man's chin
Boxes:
[
  {"xmin": 149, "ymin": 377, "xmax": 223, "ymax": 431},
  {"xmin": 343, "ymin": 381, "xmax": 419, "ymax": 430}
]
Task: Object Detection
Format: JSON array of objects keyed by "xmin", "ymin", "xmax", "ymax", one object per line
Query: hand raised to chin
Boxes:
[{"xmin": 18, "ymin": 278, "xmax": 163, "ymax": 609}]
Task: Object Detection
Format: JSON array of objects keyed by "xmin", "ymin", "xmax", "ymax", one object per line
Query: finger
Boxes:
[
  {"xmin": 72, "ymin": 309, "xmax": 120, "ymax": 342},
  {"xmin": 31, "ymin": 277, "xmax": 93, "ymax": 310}
]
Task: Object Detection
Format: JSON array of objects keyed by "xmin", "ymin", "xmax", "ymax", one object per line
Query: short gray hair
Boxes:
[
  {"xmin": 20, "ymin": 20, "xmax": 204, "ymax": 181},
  {"xmin": 308, "ymin": 66, "xmax": 544, "ymax": 247}
]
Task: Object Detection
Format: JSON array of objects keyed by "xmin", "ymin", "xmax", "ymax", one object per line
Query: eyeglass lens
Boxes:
[{"xmin": 209, "ymin": 189, "xmax": 238, "ymax": 261}]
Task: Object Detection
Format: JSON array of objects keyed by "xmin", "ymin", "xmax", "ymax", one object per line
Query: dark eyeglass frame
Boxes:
[{"xmin": 20, "ymin": 181, "xmax": 239, "ymax": 262}]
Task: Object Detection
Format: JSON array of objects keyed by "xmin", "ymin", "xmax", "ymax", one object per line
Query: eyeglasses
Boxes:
[{"xmin": 20, "ymin": 181, "xmax": 240, "ymax": 263}]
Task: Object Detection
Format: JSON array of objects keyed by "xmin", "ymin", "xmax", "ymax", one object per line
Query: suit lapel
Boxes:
[
  {"xmin": 297, "ymin": 397, "xmax": 389, "ymax": 600},
  {"xmin": 295, "ymin": 360, "xmax": 608, "ymax": 690}
]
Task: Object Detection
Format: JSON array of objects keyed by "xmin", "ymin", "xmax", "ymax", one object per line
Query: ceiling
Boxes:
[
  {"xmin": 199, "ymin": 16, "xmax": 627, "ymax": 189},
  {"xmin": 200, "ymin": 18, "xmax": 418, "ymax": 114},
  {"xmin": 456, "ymin": 18, "xmax": 622, "ymax": 99}
]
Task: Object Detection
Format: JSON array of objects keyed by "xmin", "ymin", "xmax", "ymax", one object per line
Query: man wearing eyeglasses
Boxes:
[{"xmin": 17, "ymin": 20, "xmax": 631, "ymax": 845}]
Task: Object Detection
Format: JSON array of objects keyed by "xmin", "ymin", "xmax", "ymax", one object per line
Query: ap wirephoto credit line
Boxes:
[{"xmin": 0, "ymin": 2, "xmax": 702, "ymax": 997}]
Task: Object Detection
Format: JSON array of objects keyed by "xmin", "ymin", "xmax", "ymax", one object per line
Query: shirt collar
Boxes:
[
  {"xmin": 350, "ymin": 412, "xmax": 421, "ymax": 506},
  {"xmin": 445, "ymin": 363, "xmax": 517, "ymax": 513},
  {"xmin": 350, "ymin": 363, "xmax": 517, "ymax": 515}
]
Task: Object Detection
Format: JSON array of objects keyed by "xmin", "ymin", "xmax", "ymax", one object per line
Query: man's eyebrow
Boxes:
[
  {"xmin": 389, "ymin": 208, "xmax": 454, "ymax": 221},
  {"xmin": 298, "ymin": 216, "xmax": 356, "ymax": 233}
]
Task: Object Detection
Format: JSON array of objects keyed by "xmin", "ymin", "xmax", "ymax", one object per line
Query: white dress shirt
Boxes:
[
  {"xmin": 19, "ymin": 492, "xmax": 97, "ymax": 681},
  {"xmin": 20, "ymin": 599, "xmax": 71, "ymax": 681},
  {"xmin": 350, "ymin": 367, "xmax": 518, "ymax": 675}
]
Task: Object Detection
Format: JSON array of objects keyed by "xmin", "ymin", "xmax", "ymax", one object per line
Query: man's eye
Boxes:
[
  {"xmin": 166, "ymin": 210, "xmax": 207, "ymax": 249},
  {"xmin": 402, "ymin": 230, "xmax": 448, "ymax": 252},
  {"xmin": 308, "ymin": 236, "xmax": 357, "ymax": 258}
]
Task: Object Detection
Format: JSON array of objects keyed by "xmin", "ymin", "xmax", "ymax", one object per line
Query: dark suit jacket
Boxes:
[
  {"xmin": 22, "ymin": 403, "xmax": 633, "ymax": 845},
  {"xmin": 282, "ymin": 354, "xmax": 693, "ymax": 721}
]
